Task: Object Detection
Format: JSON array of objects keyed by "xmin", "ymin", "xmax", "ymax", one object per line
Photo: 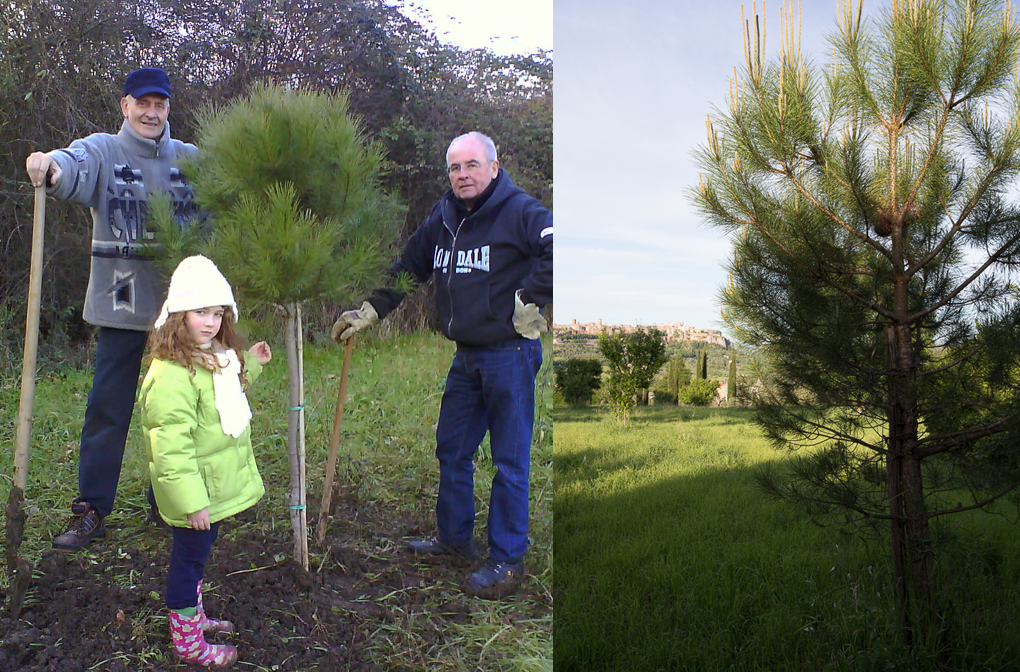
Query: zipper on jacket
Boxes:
[{"xmin": 447, "ymin": 217, "xmax": 466, "ymax": 334}]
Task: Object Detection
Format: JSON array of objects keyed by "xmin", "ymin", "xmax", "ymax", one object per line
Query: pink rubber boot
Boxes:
[
  {"xmin": 197, "ymin": 580, "xmax": 234, "ymax": 634},
  {"xmin": 169, "ymin": 609, "xmax": 238, "ymax": 668}
]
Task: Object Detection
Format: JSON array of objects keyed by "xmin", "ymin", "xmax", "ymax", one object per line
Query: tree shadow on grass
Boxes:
[{"xmin": 553, "ymin": 406, "xmax": 1020, "ymax": 672}]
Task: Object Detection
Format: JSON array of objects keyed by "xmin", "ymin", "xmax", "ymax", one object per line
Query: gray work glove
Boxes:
[
  {"xmin": 331, "ymin": 301, "xmax": 379, "ymax": 341},
  {"xmin": 513, "ymin": 290, "xmax": 546, "ymax": 339}
]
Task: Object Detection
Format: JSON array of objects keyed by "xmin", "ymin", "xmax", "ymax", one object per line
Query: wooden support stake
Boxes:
[{"xmin": 316, "ymin": 336, "xmax": 355, "ymax": 545}]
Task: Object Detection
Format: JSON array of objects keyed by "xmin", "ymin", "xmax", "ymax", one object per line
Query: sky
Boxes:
[
  {"xmin": 395, "ymin": 0, "xmax": 553, "ymax": 56},
  {"xmin": 555, "ymin": 0, "xmax": 842, "ymax": 335}
]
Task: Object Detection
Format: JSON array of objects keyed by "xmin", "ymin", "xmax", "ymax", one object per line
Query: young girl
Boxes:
[{"xmin": 139, "ymin": 255, "xmax": 272, "ymax": 668}]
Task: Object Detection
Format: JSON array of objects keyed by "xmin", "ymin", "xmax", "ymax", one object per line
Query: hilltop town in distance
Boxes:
[{"xmin": 553, "ymin": 319, "xmax": 729, "ymax": 348}]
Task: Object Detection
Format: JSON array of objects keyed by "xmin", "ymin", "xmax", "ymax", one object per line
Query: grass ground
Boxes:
[
  {"xmin": 1, "ymin": 329, "xmax": 552, "ymax": 671},
  {"xmin": 555, "ymin": 404, "xmax": 1020, "ymax": 672}
]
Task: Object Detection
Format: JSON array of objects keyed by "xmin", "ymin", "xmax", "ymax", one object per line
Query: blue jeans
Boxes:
[
  {"xmin": 435, "ymin": 337, "xmax": 542, "ymax": 563},
  {"xmin": 77, "ymin": 327, "xmax": 148, "ymax": 518},
  {"xmin": 167, "ymin": 523, "xmax": 220, "ymax": 609}
]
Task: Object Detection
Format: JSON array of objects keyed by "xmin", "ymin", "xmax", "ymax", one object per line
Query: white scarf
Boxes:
[{"xmin": 207, "ymin": 347, "xmax": 252, "ymax": 438}]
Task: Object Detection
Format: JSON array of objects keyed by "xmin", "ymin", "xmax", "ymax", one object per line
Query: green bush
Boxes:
[
  {"xmin": 651, "ymin": 388, "xmax": 677, "ymax": 405},
  {"xmin": 606, "ymin": 372, "xmax": 637, "ymax": 421},
  {"xmin": 677, "ymin": 378, "xmax": 718, "ymax": 406},
  {"xmin": 555, "ymin": 358, "xmax": 603, "ymax": 405}
]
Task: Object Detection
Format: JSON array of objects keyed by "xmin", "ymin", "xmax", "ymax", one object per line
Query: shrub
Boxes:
[
  {"xmin": 677, "ymin": 378, "xmax": 718, "ymax": 406},
  {"xmin": 651, "ymin": 388, "xmax": 677, "ymax": 405},
  {"xmin": 555, "ymin": 357, "xmax": 603, "ymax": 406}
]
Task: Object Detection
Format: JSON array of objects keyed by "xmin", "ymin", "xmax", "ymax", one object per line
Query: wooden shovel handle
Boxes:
[
  {"xmin": 316, "ymin": 335, "xmax": 356, "ymax": 544},
  {"xmin": 13, "ymin": 186, "xmax": 46, "ymax": 492}
]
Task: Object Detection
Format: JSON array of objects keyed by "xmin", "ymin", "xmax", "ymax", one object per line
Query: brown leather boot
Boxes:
[{"xmin": 52, "ymin": 502, "xmax": 106, "ymax": 551}]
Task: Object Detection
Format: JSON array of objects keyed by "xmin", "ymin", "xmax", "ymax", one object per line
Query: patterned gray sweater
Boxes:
[{"xmin": 48, "ymin": 119, "xmax": 198, "ymax": 330}]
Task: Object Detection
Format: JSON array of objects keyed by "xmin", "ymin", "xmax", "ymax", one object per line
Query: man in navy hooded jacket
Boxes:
[{"xmin": 332, "ymin": 131, "xmax": 552, "ymax": 599}]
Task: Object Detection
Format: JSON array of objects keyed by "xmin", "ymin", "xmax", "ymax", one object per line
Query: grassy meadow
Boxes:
[
  {"xmin": 554, "ymin": 405, "xmax": 1020, "ymax": 672},
  {"xmin": 1, "ymin": 329, "xmax": 553, "ymax": 671}
]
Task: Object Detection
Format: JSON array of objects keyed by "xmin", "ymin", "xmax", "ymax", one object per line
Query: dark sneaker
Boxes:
[
  {"xmin": 148, "ymin": 501, "xmax": 170, "ymax": 531},
  {"xmin": 466, "ymin": 559, "xmax": 527, "ymax": 599},
  {"xmin": 52, "ymin": 502, "xmax": 106, "ymax": 551},
  {"xmin": 406, "ymin": 537, "xmax": 480, "ymax": 566}
]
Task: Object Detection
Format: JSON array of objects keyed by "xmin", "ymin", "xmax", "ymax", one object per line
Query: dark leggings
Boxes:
[{"xmin": 166, "ymin": 523, "xmax": 219, "ymax": 610}]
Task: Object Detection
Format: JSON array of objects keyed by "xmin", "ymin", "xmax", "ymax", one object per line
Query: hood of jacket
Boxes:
[{"xmin": 439, "ymin": 170, "xmax": 522, "ymax": 235}]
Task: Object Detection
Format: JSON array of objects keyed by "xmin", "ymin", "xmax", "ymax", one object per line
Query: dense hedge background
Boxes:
[{"xmin": 0, "ymin": 0, "xmax": 552, "ymax": 366}]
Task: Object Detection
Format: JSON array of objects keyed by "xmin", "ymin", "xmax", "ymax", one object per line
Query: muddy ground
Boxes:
[{"xmin": 0, "ymin": 494, "xmax": 535, "ymax": 671}]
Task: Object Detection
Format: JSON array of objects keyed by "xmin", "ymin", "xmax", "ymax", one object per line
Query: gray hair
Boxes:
[{"xmin": 447, "ymin": 131, "xmax": 498, "ymax": 165}]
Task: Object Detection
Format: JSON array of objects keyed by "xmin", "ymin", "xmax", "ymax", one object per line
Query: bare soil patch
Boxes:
[{"xmin": 0, "ymin": 496, "xmax": 533, "ymax": 671}]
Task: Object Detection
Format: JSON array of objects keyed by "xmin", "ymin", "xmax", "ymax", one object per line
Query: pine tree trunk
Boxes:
[
  {"xmin": 884, "ymin": 336, "xmax": 912, "ymax": 645},
  {"xmin": 886, "ymin": 184, "xmax": 941, "ymax": 648},
  {"xmin": 284, "ymin": 304, "xmax": 309, "ymax": 571},
  {"xmin": 296, "ymin": 305, "xmax": 309, "ymax": 570},
  {"xmin": 885, "ymin": 324, "xmax": 940, "ymax": 648}
]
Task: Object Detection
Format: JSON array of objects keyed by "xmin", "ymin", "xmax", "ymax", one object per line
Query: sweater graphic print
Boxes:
[{"xmin": 434, "ymin": 245, "xmax": 491, "ymax": 274}]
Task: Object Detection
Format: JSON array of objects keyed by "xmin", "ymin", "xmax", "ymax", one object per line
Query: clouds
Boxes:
[
  {"xmin": 555, "ymin": 0, "xmax": 840, "ymax": 335},
  {"xmin": 398, "ymin": 0, "xmax": 553, "ymax": 55},
  {"xmin": 556, "ymin": 223, "xmax": 732, "ymax": 327}
]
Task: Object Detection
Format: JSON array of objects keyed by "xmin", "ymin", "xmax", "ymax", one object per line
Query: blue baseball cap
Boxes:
[{"xmin": 123, "ymin": 68, "xmax": 171, "ymax": 99}]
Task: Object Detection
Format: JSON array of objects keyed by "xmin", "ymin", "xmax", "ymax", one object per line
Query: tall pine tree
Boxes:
[{"xmin": 694, "ymin": 0, "xmax": 1020, "ymax": 649}]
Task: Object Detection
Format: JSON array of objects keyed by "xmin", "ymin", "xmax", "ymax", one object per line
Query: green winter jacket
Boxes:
[{"xmin": 139, "ymin": 352, "xmax": 265, "ymax": 527}]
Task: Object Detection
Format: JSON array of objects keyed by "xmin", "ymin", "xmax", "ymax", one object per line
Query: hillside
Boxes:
[{"xmin": 552, "ymin": 321, "xmax": 756, "ymax": 382}]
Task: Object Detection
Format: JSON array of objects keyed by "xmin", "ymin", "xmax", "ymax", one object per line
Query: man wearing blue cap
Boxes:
[{"xmin": 25, "ymin": 67, "xmax": 199, "ymax": 551}]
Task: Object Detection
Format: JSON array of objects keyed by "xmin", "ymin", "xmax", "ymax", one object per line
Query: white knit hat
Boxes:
[{"xmin": 153, "ymin": 255, "xmax": 238, "ymax": 329}]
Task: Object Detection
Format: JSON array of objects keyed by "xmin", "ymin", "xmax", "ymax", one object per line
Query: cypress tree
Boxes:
[
  {"xmin": 727, "ymin": 358, "xmax": 737, "ymax": 407},
  {"xmin": 677, "ymin": 356, "xmax": 691, "ymax": 388}
]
